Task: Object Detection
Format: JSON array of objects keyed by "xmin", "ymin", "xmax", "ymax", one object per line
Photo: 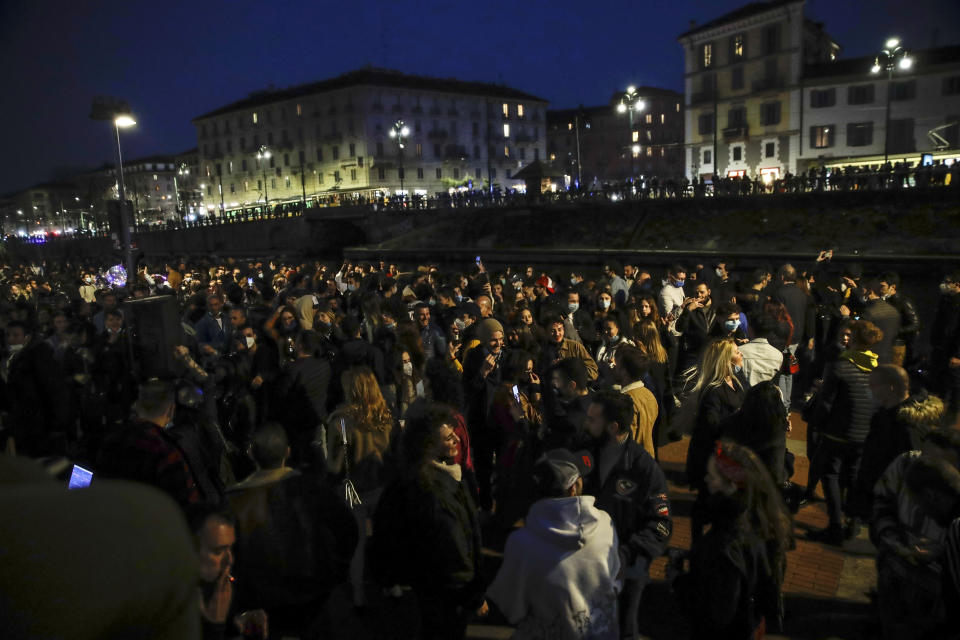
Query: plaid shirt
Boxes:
[{"xmin": 96, "ymin": 419, "xmax": 200, "ymax": 509}]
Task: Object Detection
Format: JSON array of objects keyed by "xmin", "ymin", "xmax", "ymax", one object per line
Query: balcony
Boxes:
[
  {"xmin": 752, "ymin": 76, "xmax": 784, "ymax": 92},
  {"xmin": 723, "ymin": 126, "xmax": 749, "ymax": 140},
  {"xmin": 427, "ymin": 129, "xmax": 448, "ymax": 141}
]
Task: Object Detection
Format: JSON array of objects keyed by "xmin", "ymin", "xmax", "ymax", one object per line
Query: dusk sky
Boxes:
[{"xmin": 2, "ymin": 0, "xmax": 958, "ymax": 195}]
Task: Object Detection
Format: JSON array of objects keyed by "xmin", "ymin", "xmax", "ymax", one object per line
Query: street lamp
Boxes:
[
  {"xmin": 871, "ymin": 37, "xmax": 913, "ymax": 165},
  {"xmin": 174, "ymin": 162, "xmax": 189, "ymax": 225},
  {"xmin": 616, "ymin": 85, "xmax": 646, "ymax": 188},
  {"xmin": 388, "ymin": 119, "xmax": 410, "ymax": 198},
  {"xmin": 104, "ymin": 110, "xmax": 137, "ymax": 283},
  {"xmin": 256, "ymin": 145, "xmax": 271, "ymax": 211}
]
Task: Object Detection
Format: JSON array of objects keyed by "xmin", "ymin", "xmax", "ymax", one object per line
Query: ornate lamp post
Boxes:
[
  {"xmin": 871, "ymin": 37, "xmax": 913, "ymax": 165},
  {"xmin": 616, "ymin": 86, "xmax": 646, "ymax": 187},
  {"xmin": 388, "ymin": 119, "xmax": 410, "ymax": 197},
  {"xmin": 256, "ymin": 145, "xmax": 271, "ymax": 211}
]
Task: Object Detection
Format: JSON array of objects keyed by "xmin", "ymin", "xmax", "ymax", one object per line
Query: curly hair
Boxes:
[
  {"xmin": 849, "ymin": 319, "xmax": 883, "ymax": 349},
  {"xmin": 341, "ymin": 366, "xmax": 393, "ymax": 432}
]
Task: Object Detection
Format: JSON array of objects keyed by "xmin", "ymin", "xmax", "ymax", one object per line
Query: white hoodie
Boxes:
[{"xmin": 487, "ymin": 495, "xmax": 621, "ymax": 640}]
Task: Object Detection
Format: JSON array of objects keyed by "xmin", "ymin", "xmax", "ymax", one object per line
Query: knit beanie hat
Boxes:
[{"xmin": 477, "ymin": 318, "xmax": 504, "ymax": 342}]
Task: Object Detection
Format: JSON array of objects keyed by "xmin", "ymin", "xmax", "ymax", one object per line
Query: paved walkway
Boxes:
[{"xmin": 319, "ymin": 411, "xmax": 878, "ymax": 639}]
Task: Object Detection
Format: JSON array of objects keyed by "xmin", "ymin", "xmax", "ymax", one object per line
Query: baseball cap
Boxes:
[{"xmin": 535, "ymin": 449, "xmax": 594, "ymax": 493}]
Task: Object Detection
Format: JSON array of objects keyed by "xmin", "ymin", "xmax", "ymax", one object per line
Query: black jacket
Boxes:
[
  {"xmin": 371, "ymin": 466, "xmax": 483, "ymax": 604},
  {"xmin": 810, "ymin": 356, "xmax": 875, "ymax": 444},
  {"xmin": 774, "ymin": 283, "xmax": 813, "ymax": 344},
  {"xmin": 861, "ymin": 298, "xmax": 900, "ymax": 365},
  {"xmin": 686, "ymin": 380, "xmax": 746, "ymax": 490},
  {"xmin": 586, "ymin": 438, "xmax": 672, "ymax": 567}
]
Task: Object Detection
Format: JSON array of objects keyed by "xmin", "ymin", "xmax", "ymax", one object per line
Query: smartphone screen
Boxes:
[
  {"xmin": 68, "ymin": 464, "xmax": 93, "ymax": 490},
  {"xmin": 511, "ymin": 384, "xmax": 520, "ymax": 403},
  {"xmin": 475, "ymin": 256, "xmax": 482, "ymax": 264},
  {"xmin": 247, "ymin": 277, "xmax": 254, "ymax": 285}
]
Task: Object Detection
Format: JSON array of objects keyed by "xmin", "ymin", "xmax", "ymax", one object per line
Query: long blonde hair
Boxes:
[
  {"xmin": 694, "ymin": 338, "xmax": 741, "ymax": 394},
  {"xmin": 635, "ymin": 318, "xmax": 667, "ymax": 364},
  {"xmin": 341, "ymin": 366, "xmax": 393, "ymax": 432}
]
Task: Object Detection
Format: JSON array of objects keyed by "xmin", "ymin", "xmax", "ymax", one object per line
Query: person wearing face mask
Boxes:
[
  {"xmin": 708, "ymin": 301, "xmax": 748, "ymax": 345},
  {"xmin": 685, "ymin": 339, "xmax": 748, "ymax": 543},
  {"xmin": 560, "ymin": 289, "xmax": 597, "ymax": 353},
  {"xmin": 675, "ymin": 282, "xmax": 715, "ymax": 374},
  {"xmin": 603, "ymin": 261, "xmax": 629, "ymax": 307},
  {"xmin": 96, "ymin": 379, "xmax": 201, "ymax": 510},
  {"xmin": 658, "ymin": 264, "xmax": 688, "ymax": 336},
  {"xmin": 78, "ymin": 273, "xmax": 97, "ymax": 304},
  {"xmin": 595, "ymin": 316, "xmax": 634, "ymax": 388}
]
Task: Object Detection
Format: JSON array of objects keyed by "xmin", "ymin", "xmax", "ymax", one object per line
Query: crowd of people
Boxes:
[{"xmin": 1, "ymin": 250, "xmax": 960, "ymax": 639}]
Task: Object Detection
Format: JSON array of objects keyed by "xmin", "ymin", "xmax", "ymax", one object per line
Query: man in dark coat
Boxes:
[
  {"xmin": 96, "ymin": 379, "xmax": 200, "ymax": 511},
  {"xmin": 1, "ymin": 320, "xmax": 66, "ymax": 457},
  {"xmin": 274, "ymin": 331, "xmax": 331, "ymax": 467},
  {"xmin": 228, "ymin": 424, "xmax": 357, "ymax": 637},
  {"xmin": 581, "ymin": 390, "xmax": 672, "ymax": 640}
]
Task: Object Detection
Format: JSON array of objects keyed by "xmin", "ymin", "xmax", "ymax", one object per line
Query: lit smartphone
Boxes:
[
  {"xmin": 475, "ymin": 256, "xmax": 482, "ymax": 264},
  {"xmin": 512, "ymin": 384, "xmax": 521, "ymax": 403},
  {"xmin": 68, "ymin": 464, "xmax": 93, "ymax": 490},
  {"xmin": 247, "ymin": 277, "xmax": 254, "ymax": 286}
]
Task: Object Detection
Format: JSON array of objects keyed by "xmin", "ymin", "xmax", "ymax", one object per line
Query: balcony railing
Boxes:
[{"xmin": 723, "ymin": 126, "xmax": 749, "ymax": 140}]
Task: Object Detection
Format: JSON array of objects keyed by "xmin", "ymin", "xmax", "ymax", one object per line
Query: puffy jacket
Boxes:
[{"xmin": 810, "ymin": 353, "xmax": 876, "ymax": 443}]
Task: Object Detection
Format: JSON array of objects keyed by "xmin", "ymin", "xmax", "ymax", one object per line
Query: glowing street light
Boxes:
[
  {"xmin": 871, "ymin": 37, "xmax": 913, "ymax": 164},
  {"xmin": 617, "ymin": 85, "xmax": 645, "ymax": 185},
  {"xmin": 388, "ymin": 119, "xmax": 410, "ymax": 196},
  {"xmin": 256, "ymin": 145, "xmax": 271, "ymax": 208}
]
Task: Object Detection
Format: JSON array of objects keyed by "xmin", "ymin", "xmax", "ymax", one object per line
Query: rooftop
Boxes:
[
  {"xmin": 193, "ymin": 67, "xmax": 548, "ymax": 122},
  {"xmin": 678, "ymin": 0, "xmax": 800, "ymax": 40},
  {"xmin": 804, "ymin": 44, "xmax": 960, "ymax": 80}
]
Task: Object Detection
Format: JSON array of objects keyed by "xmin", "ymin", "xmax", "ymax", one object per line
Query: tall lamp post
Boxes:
[
  {"xmin": 388, "ymin": 119, "xmax": 410, "ymax": 198},
  {"xmin": 257, "ymin": 145, "xmax": 271, "ymax": 212},
  {"xmin": 616, "ymin": 86, "xmax": 645, "ymax": 188},
  {"xmin": 110, "ymin": 113, "xmax": 137, "ymax": 283},
  {"xmin": 174, "ymin": 162, "xmax": 188, "ymax": 225},
  {"xmin": 871, "ymin": 37, "xmax": 913, "ymax": 165}
]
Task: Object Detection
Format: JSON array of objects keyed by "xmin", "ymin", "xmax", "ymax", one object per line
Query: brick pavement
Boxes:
[{"xmin": 321, "ymin": 410, "xmax": 877, "ymax": 639}]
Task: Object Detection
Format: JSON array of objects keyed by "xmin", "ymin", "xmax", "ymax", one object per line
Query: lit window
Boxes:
[
  {"xmin": 632, "ymin": 131, "xmax": 639, "ymax": 142},
  {"xmin": 645, "ymin": 114, "xmax": 652, "ymax": 124},
  {"xmin": 503, "ymin": 124, "xmax": 510, "ymax": 138},
  {"xmin": 661, "ymin": 114, "xmax": 665, "ymax": 124},
  {"xmin": 660, "ymin": 147, "xmax": 665, "ymax": 157},
  {"xmin": 518, "ymin": 104, "xmax": 524, "ymax": 117},
  {"xmin": 632, "ymin": 148, "xmax": 639, "ymax": 158},
  {"xmin": 502, "ymin": 103, "xmax": 509, "ymax": 117},
  {"xmin": 568, "ymin": 122, "xmax": 573, "ymax": 130},
  {"xmin": 733, "ymin": 34, "xmax": 744, "ymax": 58},
  {"xmin": 296, "ymin": 103, "xmax": 302, "ymax": 117},
  {"xmin": 703, "ymin": 43, "xmax": 713, "ymax": 68},
  {"xmin": 252, "ymin": 112, "xmax": 258, "ymax": 124},
  {"xmin": 646, "ymin": 147, "xmax": 653, "ymax": 156},
  {"xmin": 676, "ymin": 103, "xmax": 680, "ymax": 112},
  {"xmin": 153, "ymin": 174, "xmax": 158, "ymax": 180},
  {"xmin": 549, "ymin": 153, "xmax": 556, "ymax": 162},
  {"xmin": 504, "ymin": 145, "xmax": 510, "ymax": 158}
]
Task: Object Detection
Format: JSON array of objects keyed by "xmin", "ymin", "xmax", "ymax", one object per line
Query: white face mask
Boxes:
[
  {"xmin": 245, "ymin": 336, "xmax": 256, "ymax": 349},
  {"xmin": 8, "ymin": 343, "xmax": 24, "ymax": 353},
  {"xmin": 402, "ymin": 362, "xmax": 414, "ymax": 376},
  {"xmin": 600, "ymin": 298, "xmax": 611, "ymax": 309},
  {"xmin": 840, "ymin": 283, "xmax": 848, "ymax": 293}
]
